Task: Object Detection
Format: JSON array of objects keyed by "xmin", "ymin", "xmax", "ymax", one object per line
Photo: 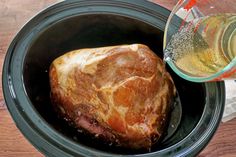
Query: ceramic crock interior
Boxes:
[{"xmin": 23, "ymin": 14, "xmax": 205, "ymax": 154}]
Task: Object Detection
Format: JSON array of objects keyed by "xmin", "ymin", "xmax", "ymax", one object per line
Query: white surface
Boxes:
[{"xmin": 222, "ymin": 80, "xmax": 236, "ymax": 122}]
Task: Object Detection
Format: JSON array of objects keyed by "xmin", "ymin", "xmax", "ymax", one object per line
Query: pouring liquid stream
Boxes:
[{"xmin": 163, "ymin": 13, "xmax": 236, "ymax": 78}]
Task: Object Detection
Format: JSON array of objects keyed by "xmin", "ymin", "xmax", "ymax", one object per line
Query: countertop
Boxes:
[{"xmin": 0, "ymin": 0, "xmax": 236, "ymax": 156}]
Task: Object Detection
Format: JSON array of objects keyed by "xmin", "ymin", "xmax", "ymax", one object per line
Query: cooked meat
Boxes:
[{"xmin": 49, "ymin": 44, "xmax": 176, "ymax": 149}]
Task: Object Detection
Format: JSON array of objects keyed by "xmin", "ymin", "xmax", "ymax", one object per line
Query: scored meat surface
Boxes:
[{"xmin": 49, "ymin": 44, "xmax": 176, "ymax": 149}]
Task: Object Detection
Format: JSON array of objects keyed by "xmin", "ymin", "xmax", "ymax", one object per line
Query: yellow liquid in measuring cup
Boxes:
[{"xmin": 165, "ymin": 14, "xmax": 236, "ymax": 77}]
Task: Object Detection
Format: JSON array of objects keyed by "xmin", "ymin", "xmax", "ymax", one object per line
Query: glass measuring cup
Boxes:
[{"xmin": 164, "ymin": 0, "xmax": 236, "ymax": 82}]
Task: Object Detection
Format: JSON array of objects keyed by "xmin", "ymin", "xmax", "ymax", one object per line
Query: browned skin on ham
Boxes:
[{"xmin": 49, "ymin": 44, "xmax": 176, "ymax": 149}]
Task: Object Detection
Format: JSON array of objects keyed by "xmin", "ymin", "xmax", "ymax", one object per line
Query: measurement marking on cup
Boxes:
[
  {"xmin": 203, "ymin": 23, "xmax": 209, "ymax": 33},
  {"xmin": 211, "ymin": 67, "xmax": 236, "ymax": 81},
  {"xmin": 211, "ymin": 26, "xmax": 218, "ymax": 36},
  {"xmin": 194, "ymin": 19, "xmax": 202, "ymax": 33},
  {"xmin": 184, "ymin": 0, "xmax": 197, "ymax": 11},
  {"xmin": 187, "ymin": 21, "xmax": 194, "ymax": 32},
  {"xmin": 178, "ymin": 0, "xmax": 184, "ymax": 5},
  {"xmin": 179, "ymin": 11, "xmax": 192, "ymax": 32}
]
